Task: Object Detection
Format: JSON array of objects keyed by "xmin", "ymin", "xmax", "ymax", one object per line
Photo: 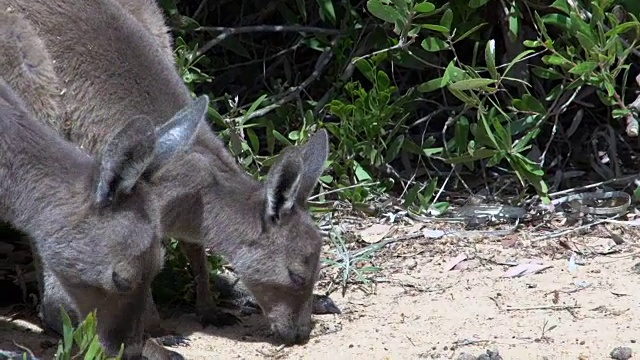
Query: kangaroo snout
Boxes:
[{"xmin": 270, "ymin": 321, "xmax": 312, "ymax": 345}]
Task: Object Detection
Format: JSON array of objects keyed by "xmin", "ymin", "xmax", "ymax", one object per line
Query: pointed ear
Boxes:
[
  {"xmin": 144, "ymin": 95, "xmax": 208, "ymax": 176},
  {"xmin": 95, "ymin": 116, "xmax": 157, "ymax": 206},
  {"xmin": 264, "ymin": 147, "xmax": 304, "ymax": 222},
  {"xmin": 295, "ymin": 129, "xmax": 329, "ymax": 205}
]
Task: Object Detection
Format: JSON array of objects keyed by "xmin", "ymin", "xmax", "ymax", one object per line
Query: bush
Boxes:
[{"xmin": 159, "ymin": 0, "xmax": 640, "ymax": 211}]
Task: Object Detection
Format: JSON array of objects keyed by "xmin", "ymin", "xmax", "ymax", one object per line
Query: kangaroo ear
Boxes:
[
  {"xmin": 144, "ymin": 95, "xmax": 208, "ymax": 176},
  {"xmin": 95, "ymin": 116, "xmax": 157, "ymax": 206},
  {"xmin": 294, "ymin": 129, "xmax": 329, "ymax": 205},
  {"xmin": 263, "ymin": 147, "xmax": 304, "ymax": 222}
]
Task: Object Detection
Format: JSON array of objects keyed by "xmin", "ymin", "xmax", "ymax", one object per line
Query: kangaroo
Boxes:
[
  {"xmin": 1, "ymin": 0, "xmax": 329, "ymax": 346},
  {"xmin": 0, "ymin": 75, "xmax": 204, "ymax": 359}
]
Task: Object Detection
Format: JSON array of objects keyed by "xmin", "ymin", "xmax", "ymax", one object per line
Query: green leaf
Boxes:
[
  {"xmin": 453, "ymin": 22, "xmax": 487, "ymax": 43},
  {"xmin": 354, "ymin": 59, "xmax": 375, "ymax": 83},
  {"xmin": 444, "ymin": 148, "xmax": 500, "ymax": 163},
  {"xmin": 442, "ymin": 61, "xmax": 468, "ymax": 83},
  {"xmin": 569, "ymin": 61, "xmax": 599, "ymax": 75},
  {"xmin": 242, "ymin": 94, "xmax": 268, "ymax": 125},
  {"xmin": 507, "ymin": 3, "xmax": 520, "ymax": 42},
  {"xmin": 490, "ymin": 114, "xmax": 511, "ymax": 150},
  {"xmin": 376, "ymin": 70, "xmax": 391, "ymax": 89},
  {"xmin": 423, "ymin": 146, "xmax": 443, "ymax": 156},
  {"xmin": 421, "ymin": 24, "xmax": 450, "ymax": 33},
  {"xmin": 575, "ymin": 31, "xmax": 597, "ymax": 51},
  {"xmin": 502, "ymin": 49, "xmax": 534, "ymax": 78},
  {"xmin": 469, "ymin": 0, "xmax": 490, "ymax": 9},
  {"xmin": 454, "ymin": 117, "xmax": 470, "ymax": 154},
  {"xmin": 531, "ymin": 66, "xmax": 564, "ymax": 80},
  {"xmin": 62, "ymin": 308, "xmax": 74, "ymax": 354},
  {"xmin": 440, "ymin": 9, "xmax": 453, "ymax": 30},
  {"xmin": 84, "ymin": 336, "xmax": 103, "ymax": 360},
  {"xmin": 403, "ymin": 183, "xmax": 422, "ymax": 207},
  {"xmin": 523, "ymin": 95, "xmax": 546, "ymax": 114},
  {"xmin": 448, "ymin": 88, "xmax": 480, "ymax": 105},
  {"xmin": 272, "ymin": 130, "xmax": 293, "ymax": 146},
  {"xmin": 607, "ymin": 21, "xmax": 640, "ymax": 36},
  {"xmin": 448, "ymin": 78, "xmax": 497, "ymax": 91},
  {"xmin": 295, "ymin": 0, "xmax": 308, "ymax": 22},
  {"xmin": 422, "ymin": 179, "xmax": 438, "ymax": 204},
  {"xmin": 417, "ymin": 77, "xmax": 446, "ymax": 92},
  {"xmin": 354, "ymin": 162, "xmax": 372, "ymax": 182},
  {"xmin": 367, "ymin": 0, "xmax": 403, "ymax": 24},
  {"xmin": 413, "ymin": 2, "xmax": 435, "ymax": 13},
  {"xmin": 390, "ymin": 0, "xmax": 410, "ymax": 14},
  {"xmin": 541, "ymin": 54, "xmax": 572, "ymax": 67},
  {"xmin": 523, "ymin": 39, "xmax": 543, "ymax": 48},
  {"xmin": 484, "ymin": 39, "xmax": 497, "ymax": 79},
  {"xmin": 420, "ymin": 37, "xmax": 449, "ymax": 52},
  {"xmin": 612, "ymin": 108, "xmax": 631, "ymax": 119},
  {"xmin": 550, "ymin": 0, "xmax": 570, "ymax": 14},
  {"xmin": 512, "ymin": 127, "xmax": 540, "ymax": 153},
  {"xmin": 541, "ymin": 13, "xmax": 571, "ymax": 31},
  {"xmin": 385, "ymin": 135, "xmax": 405, "ymax": 162},
  {"xmin": 317, "ymin": 0, "xmax": 336, "ymax": 24}
]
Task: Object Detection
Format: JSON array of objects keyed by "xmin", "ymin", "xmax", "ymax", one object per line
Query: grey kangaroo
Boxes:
[
  {"xmin": 0, "ymin": 76, "xmax": 204, "ymax": 359},
  {"xmin": 1, "ymin": 0, "xmax": 329, "ymax": 346}
]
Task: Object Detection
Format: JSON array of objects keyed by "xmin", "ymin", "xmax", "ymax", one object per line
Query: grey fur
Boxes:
[
  {"xmin": 0, "ymin": 0, "xmax": 330, "ymax": 347},
  {"xmin": 0, "ymin": 77, "xmax": 190, "ymax": 359}
]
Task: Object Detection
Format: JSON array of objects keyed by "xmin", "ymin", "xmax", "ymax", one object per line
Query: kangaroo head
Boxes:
[
  {"xmin": 71, "ymin": 96, "xmax": 206, "ymax": 295},
  {"xmin": 232, "ymin": 130, "xmax": 329, "ymax": 345}
]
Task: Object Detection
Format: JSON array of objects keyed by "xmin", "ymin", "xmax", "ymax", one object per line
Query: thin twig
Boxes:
[
  {"xmin": 504, "ymin": 304, "xmax": 580, "ymax": 311},
  {"xmin": 529, "ymin": 215, "xmax": 621, "ymax": 242},
  {"xmin": 197, "ymin": 25, "xmax": 340, "ymax": 55},
  {"xmin": 351, "ymin": 38, "xmax": 415, "ymax": 63},
  {"xmin": 309, "ymin": 182, "xmax": 381, "ymax": 200},
  {"xmin": 547, "ymin": 174, "xmax": 638, "ymax": 198},
  {"xmin": 223, "ymin": 37, "xmax": 339, "ymax": 124}
]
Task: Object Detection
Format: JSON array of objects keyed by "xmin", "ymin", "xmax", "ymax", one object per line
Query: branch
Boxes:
[
  {"xmin": 223, "ymin": 38, "xmax": 339, "ymax": 124},
  {"xmin": 196, "ymin": 25, "xmax": 341, "ymax": 55}
]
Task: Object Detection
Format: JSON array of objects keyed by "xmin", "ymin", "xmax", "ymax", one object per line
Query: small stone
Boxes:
[
  {"xmin": 403, "ymin": 258, "xmax": 418, "ymax": 270},
  {"xmin": 580, "ymin": 340, "xmax": 585, "ymax": 345},
  {"xmin": 477, "ymin": 349, "xmax": 503, "ymax": 360},
  {"xmin": 610, "ymin": 346, "xmax": 632, "ymax": 360},
  {"xmin": 456, "ymin": 353, "xmax": 476, "ymax": 360}
]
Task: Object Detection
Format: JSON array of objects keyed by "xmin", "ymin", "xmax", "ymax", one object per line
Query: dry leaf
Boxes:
[
  {"xmin": 423, "ymin": 229, "xmax": 445, "ymax": 239},
  {"xmin": 357, "ymin": 223, "xmax": 392, "ymax": 244},
  {"xmin": 591, "ymin": 237, "xmax": 619, "ymax": 255},
  {"xmin": 444, "ymin": 253, "xmax": 467, "ymax": 271},
  {"xmin": 503, "ymin": 262, "xmax": 552, "ymax": 278},
  {"xmin": 500, "ymin": 235, "xmax": 518, "ymax": 248}
]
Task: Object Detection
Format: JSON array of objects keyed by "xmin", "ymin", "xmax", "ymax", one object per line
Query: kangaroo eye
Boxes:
[{"xmin": 288, "ymin": 269, "xmax": 305, "ymax": 288}]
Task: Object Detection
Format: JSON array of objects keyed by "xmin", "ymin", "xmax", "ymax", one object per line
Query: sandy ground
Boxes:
[{"xmin": 2, "ymin": 220, "xmax": 640, "ymax": 360}]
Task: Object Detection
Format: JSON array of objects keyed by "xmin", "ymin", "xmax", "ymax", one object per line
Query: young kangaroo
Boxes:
[
  {"xmin": 1, "ymin": 0, "xmax": 330, "ymax": 346},
  {"xmin": 0, "ymin": 76, "xmax": 204, "ymax": 359}
]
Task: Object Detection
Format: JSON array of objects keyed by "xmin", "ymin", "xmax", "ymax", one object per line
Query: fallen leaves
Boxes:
[
  {"xmin": 503, "ymin": 262, "xmax": 553, "ymax": 278},
  {"xmin": 444, "ymin": 253, "xmax": 468, "ymax": 271},
  {"xmin": 356, "ymin": 223, "xmax": 394, "ymax": 244}
]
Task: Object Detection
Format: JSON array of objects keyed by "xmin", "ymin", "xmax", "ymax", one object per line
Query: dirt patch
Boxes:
[{"xmin": 2, "ymin": 224, "xmax": 640, "ymax": 360}]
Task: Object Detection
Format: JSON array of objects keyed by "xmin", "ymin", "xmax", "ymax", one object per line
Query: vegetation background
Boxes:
[{"xmin": 148, "ymin": 0, "xmax": 640, "ymax": 306}]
